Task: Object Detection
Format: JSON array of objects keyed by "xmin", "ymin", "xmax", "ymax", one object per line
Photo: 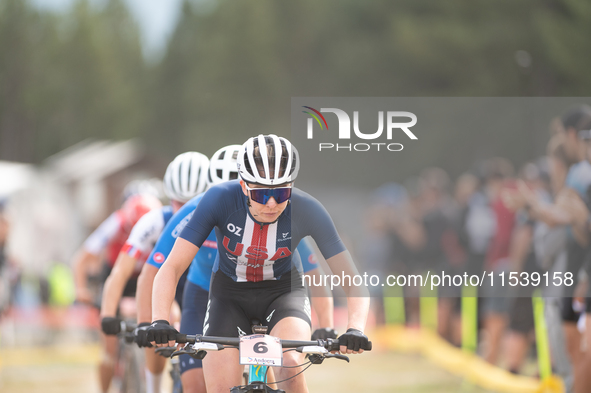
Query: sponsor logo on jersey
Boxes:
[
  {"xmin": 172, "ymin": 211, "xmax": 194, "ymax": 238},
  {"xmin": 153, "ymin": 252, "xmax": 165, "ymax": 264},
  {"xmin": 308, "ymin": 254, "xmax": 318, "ymax": 265},
  {"xmin": 222, "ymin": 236, "xmax": 291, "ymax": 261},
  {"xmin": 227, "ymin": 223, "xmax": 243, "ymax": 236},
  {"xmin": 278, "ymin": 232, "xmax": 291, "ymax": 242}
]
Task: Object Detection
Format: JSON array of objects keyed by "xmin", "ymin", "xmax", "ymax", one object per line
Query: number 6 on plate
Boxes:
[{"xmin": 239, "ymin": 334, "xmax": 283, "ymax": 366}]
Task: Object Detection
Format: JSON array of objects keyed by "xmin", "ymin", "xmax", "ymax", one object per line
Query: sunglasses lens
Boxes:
[
  {"xmin": 249, "ymin": 187, "xmax": 292, "ymax": 204},
  {"xmin": 272, "ymin": 188, "xmax": 292, "ymax": 203}
]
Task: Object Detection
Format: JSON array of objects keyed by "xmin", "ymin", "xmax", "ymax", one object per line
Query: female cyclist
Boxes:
[{"xmin": 148, "ymin": 134, "xmax": 370, "ymax": 393}]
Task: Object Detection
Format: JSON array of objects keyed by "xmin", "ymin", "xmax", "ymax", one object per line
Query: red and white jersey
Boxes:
[
  {"xmin": 121, "ymin": 206, "xmax": 173, "ymax": 269},
  {"xmin": 83, "ymin": 195, "xmax": 162, "ymax": 267}
]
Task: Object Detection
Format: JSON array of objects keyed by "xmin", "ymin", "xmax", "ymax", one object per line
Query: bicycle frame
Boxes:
[{"xmin": 248, "ymin": 364, "xmax": 268, "ymax": 384}]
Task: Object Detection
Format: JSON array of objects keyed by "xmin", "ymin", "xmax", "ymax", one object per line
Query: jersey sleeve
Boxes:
[
  {"xmin": 83, "ymin": 212, "xmax": 122, "ymax": 256},
  {"xmin": 293, "ymin": 191, "xmax": 346, "ymax": 260},
  {"xmin": 122, "ymin": 208, "xmax": 166, "ymax": 259},
  {"xmin": 297, "ymin": 237, "xmax": 320, "ymax": 273},
  {"xmin": 146, "ymin": 200, "xmax": 198, "ymax": 269},
  {"xmin": 179, "ymin": 186, "xmax": 225, "ymax": 248}
]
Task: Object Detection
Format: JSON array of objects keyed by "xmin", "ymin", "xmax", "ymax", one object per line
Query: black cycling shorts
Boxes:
[
  {"xmin": 203, "ymin": 270, "xmax": 311, "ymax": 338},
  {"xmin": 179, "ymin": 281, "xmax": 209, "ymax": 373}
]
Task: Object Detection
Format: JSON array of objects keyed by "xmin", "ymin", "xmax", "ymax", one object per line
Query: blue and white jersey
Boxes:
[
  {"xmin": 180, "ymin": 180, "xmax": 345, "ymax": 282},
  {"xmin": 147, "ymin": 193, "xmax": 217, "ymax": 291}
]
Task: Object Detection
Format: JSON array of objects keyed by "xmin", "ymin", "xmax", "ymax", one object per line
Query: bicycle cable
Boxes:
[
  {"xmin": 269, "ymin": 362, "xmax": 314, "ymax": 384},
  {"xmin": 277, "ymin": 360, "xmax": 311, "ymax": 369}
]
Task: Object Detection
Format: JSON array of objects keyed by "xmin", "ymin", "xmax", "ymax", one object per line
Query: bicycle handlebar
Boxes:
[
  {"xmin": 175, "ymin": 334, "xmax": 372, "ymax": 352},
  {"xmin": 120, "ymin": 320, "xmax": 137, "ymax": 333}
]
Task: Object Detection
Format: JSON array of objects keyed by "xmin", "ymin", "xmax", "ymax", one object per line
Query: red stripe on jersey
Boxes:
[{"xmin": 246, "ymin": 224, "xmax": 268, "ymax": 282}]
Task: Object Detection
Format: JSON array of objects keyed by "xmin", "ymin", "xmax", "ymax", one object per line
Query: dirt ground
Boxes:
[{"xmin": 0, "ymin": 343, "xmax": 494, "ymax": 393}]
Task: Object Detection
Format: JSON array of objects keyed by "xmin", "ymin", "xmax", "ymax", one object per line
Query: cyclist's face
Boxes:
[{"xmin": 240, "ymin": 180, "xmax": 290, "ymax": 223}]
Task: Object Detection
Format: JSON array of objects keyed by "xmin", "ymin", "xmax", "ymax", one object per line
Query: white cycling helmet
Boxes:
[
  {"xmin": 163, "ymin": 152, "xmax": 210, "ymax": 203},
  {"xmin": 237, "ymin": 134, "xmax": 299, "ymax": 186},
  {"xmin": 122, "ymin": 178, "xmax": 162, "ymax": 202},
  {"xmin": 208, "ymin": 144, "xmax": 241, "ymax": 185}
]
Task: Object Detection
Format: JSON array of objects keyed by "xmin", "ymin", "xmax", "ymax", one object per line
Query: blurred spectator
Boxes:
[
  {"xmin": 504, "ymin": 161, "xmax": 549, "ymax": 374},
  {"xmin": 437, "ymin": 172, "xmax": 478, "ymax": 346},
  {"xmin": 474, "ymin": 157, "xmax": 517, "ymax": 365},
  {"xmin": 416, "ymin": 167, "xmax": 461, "ymax": 343}
]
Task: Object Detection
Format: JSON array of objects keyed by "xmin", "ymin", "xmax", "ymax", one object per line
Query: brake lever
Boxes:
[
  {"xmin": 326, "ymin": 353, "xmax": 349, "ymax": 363},
  {"xmin": 155, "ymin": 346, "xmax": 177, "ymax": 358},
  {"xmin": 171, "ymin": 348, "xmax": 207, "ymax": 360}
]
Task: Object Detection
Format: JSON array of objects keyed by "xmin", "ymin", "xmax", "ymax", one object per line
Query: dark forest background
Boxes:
[{"xmin": 2, "ymin": 0, "xmax": 591, "ymax": 179}]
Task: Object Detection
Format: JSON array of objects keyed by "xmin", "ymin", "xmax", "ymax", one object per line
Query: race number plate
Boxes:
[{"xmin": 239, "ymin": 334, "xmax": 283, "ymax": 366}]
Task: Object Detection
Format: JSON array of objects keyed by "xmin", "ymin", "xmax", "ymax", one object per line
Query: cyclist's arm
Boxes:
[
  {"xmin": 298, "ymin": 237, "xmax": 335, "ymax": 328},
  {"xmin": 136, "ymin": 263, "xmax": 158, "ymax": 324},
  {"xmin": 102, "ymin": 208, "xmax": 166, "ymax": 317},
  {"xmin": 325, "ymin": 250, "xmax": 369, "ymax": 332},
  {"xmin": 310, "ymin": 292, "xmax": 334, "ymax": 328},
  {"xmin": 298, "ymin": 192, "xmax": 369, "ymax": 333},
  {"xmin": 100, "ymin": 252, "xmax": 138, "ymax": 317},
  {"xmin": 306, "ymin": 266, "xmax": 334, "ymax": 328},
  {"xmin": 152, "ymin": 238, "xmax": 199, "ymax": 321},
  {"xmin": 72, "ymin": 248, "xmax": 100, "ymax": 303},
  {"xmin": 74, "ymin": 212, "xmax": 122, "ymax": 303}
]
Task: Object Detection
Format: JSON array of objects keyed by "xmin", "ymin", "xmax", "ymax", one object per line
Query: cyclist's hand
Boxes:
[
  {"xmin": 101, "ymin": 317, "xmax": 122, "ymax": 335},
  {"xmin": 147, "ymin": 320, "xmax": 179, "ymax": 347},
  {"xmin": 338, "ymin": 328, "xmax": 370, "ymax": 354},
  {"xmin": 312, "ymin": 328, "xmax": 338, "ymax": 340},
  {"xmin": 134, "ymin": 322, "xmax": 153, "ymax": 348}
]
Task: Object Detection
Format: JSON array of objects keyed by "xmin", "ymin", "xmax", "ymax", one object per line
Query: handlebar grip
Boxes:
[
  {"xmin": 327, "ymin": 339, "xmax": 340, "ymax": 352},
  {"xmin": 327, "ymin": 338, "xmax": 372, "ymax": 351},
  {"xmin": 176, "ymin": 334, "xmax": 188, "ymax": 344}
]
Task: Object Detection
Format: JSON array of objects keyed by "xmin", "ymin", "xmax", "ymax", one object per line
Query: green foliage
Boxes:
[
  {"xmin": 2, "ymin": 0, "xmax": 591, "ymax": 177},
  {"xmin": 0, "ymin": 0, "xmax": 146, "ymax": 163}
]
